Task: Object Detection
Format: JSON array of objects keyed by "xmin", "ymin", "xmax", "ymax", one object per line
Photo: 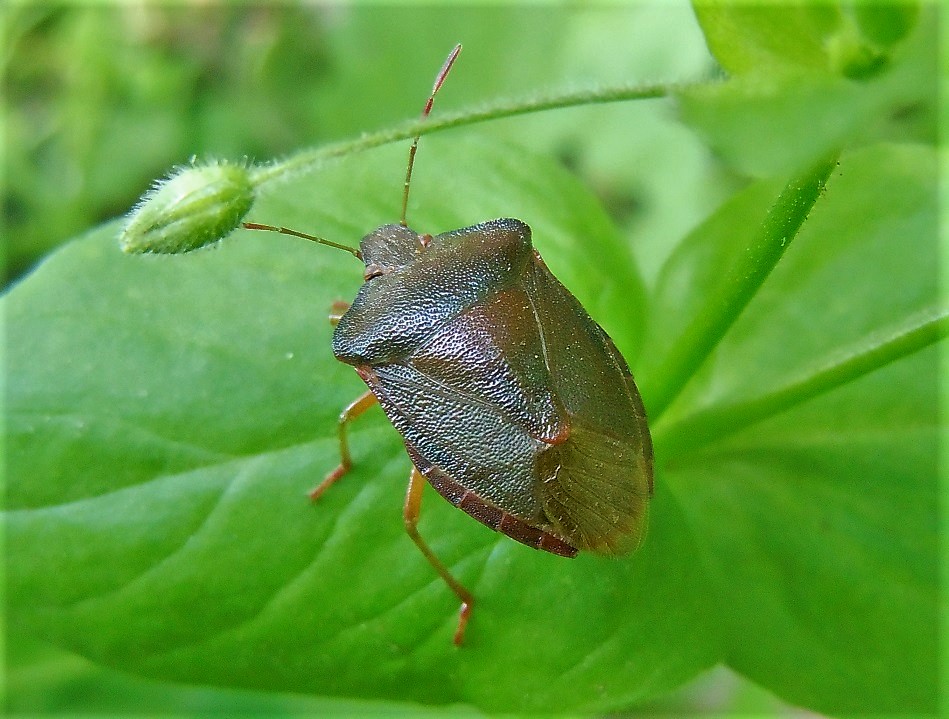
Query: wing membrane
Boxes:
[{"xmin": 537, "ymin": 423, "xmax": 650, "ymax": 554}]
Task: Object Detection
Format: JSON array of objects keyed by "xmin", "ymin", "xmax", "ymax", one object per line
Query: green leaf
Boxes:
[
  {"xmin": 5, "ymin": 137, "xmax": 715, "ymax": 713},
  {"xmin": 645, "ymin": 142, "xmax": 940, "ymax": 714},
  {"xmin": 692, "ymin": 0, "xmax": 923, "ymax": 80},
  {"xmin": 851, "ymin": 1, "xmax": 919, "ymax": 48},
  {"xmin": 692, "ymin": 1, "xmax": 844, "ymax": 75},
  {"xmin": 680, "ymin": 2, "xmax": 935, "ymax": 177}
]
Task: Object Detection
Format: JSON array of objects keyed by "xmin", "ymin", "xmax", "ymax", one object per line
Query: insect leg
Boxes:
[
  {"xmin": 404, "ymin": 467, "xmax": 474, "ymax": 646},
  {"xmin": 310, "ymin": 390, "xmax": 378, "ymax": 500}
]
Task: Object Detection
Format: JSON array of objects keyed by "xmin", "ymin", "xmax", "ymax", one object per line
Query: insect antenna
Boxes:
[
  {"xmin": 240, "ymin": 222, "xmax": 363, "ymax": 261},
  {"xmin": 400, "ymin": 43, "xmax": 462, "ymax": 228},
  {"xmin": 241, "ymin": 45, "xmax": 461, "ymax": 254}
]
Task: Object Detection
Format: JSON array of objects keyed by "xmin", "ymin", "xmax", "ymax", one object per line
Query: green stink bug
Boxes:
[{"xmin": 243, "ymin": 45, "xmax": 653, "ymax": 645}]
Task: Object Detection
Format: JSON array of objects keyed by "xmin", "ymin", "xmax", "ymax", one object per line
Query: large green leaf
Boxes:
[
  {"xmin": 7, "ymin": 130, "xmax": 939, "ymax": 714},
  {"xmin": 6, "ymin": 137, "xmax": 716, "ymax": 713}
]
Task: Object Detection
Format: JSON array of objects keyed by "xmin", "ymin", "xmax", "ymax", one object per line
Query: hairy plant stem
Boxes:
[
  {"xmin": 248, "ymin": 82, "xmax": 674, "ymax": 187},
  {"xmin": 653, "ymin": 309, "xmax": 949, "ymax": 459},
  {"xmin": 646, "ymin": 154, "xmax": 840, "ymax": 421}
]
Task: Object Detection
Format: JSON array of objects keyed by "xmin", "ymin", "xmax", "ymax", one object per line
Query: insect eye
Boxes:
[
  {"xmin": 363, "ymin": 264, "xmax": 385, "ymax": 281},
  {"xmin": 418, "ymin": 233, "xmax": 433, "ymax": 249}
]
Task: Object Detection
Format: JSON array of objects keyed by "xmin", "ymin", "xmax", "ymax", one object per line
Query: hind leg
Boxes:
[
  {"xmin": 310, "ymin": 390, "xmax": 377, "ymax": 500},
  {"xmin": 403, "ymin": 467, "xmax": 474, "ymax": 645}
]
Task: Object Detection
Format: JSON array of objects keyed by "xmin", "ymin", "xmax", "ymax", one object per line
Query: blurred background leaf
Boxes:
[
  {"xmin": 3, "ymin": 2, "xmax": 722, "ymax": 285},
  {"xmin": 681, "ymin": 0, "xmax": 935, "ymax": 177}
]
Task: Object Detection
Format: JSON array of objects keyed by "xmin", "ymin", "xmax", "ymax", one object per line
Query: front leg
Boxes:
[{"xmin": 310, "ymin": 390, "xmax": 378, "ymax": 500}]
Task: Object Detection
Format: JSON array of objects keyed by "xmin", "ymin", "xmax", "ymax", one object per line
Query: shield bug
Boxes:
[{"xmin": 243, "ymin": 45, "xmax": 653, "ymax": 645}]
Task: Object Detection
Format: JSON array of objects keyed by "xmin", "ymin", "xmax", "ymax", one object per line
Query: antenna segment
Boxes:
[
  {"xmin": 241, "ymin": 222, "xmax": 362, "ymax": 260},
  {"xmin": 400, "ymin": 44, "xmax": 462, "ymax": 227}
]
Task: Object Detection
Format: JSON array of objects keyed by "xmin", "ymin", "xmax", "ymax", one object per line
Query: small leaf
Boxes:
[
  {"xmin": 851, "ymin": 1, "xmax": 920, "ymax": 48},
  {"xmin": 692, "ymin": 1, "xmax": 844, "ymax": 76},
  {"xmin": 680, "ymin": 2, "xmax": 934, "ymax": 177}
]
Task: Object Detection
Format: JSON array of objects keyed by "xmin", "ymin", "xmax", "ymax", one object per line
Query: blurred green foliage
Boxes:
[
  {"xmin": 4, "ymin": 3, "xmax": 720, "ymax": 284},
  {"xmin": 5, "ymin": 4, "xmax": 328, "ymax": 281}
]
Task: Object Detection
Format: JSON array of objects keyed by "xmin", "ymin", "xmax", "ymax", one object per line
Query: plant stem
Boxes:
[
  {"xmin": 653, "ymin": 308, "xmax": 949, "ymax": 459},
  {"xmin": 249, "ymin": 82, "xmax": 675, "ymax": 187},
  {"xmin": 646, "ymin": 153, "xmax": 840, "ymax": 420}
]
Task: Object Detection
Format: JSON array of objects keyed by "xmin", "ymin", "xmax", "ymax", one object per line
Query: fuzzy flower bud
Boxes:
[{"xmin": 119, "ymin": 161, "xmax": 254, "ymax": 254}]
